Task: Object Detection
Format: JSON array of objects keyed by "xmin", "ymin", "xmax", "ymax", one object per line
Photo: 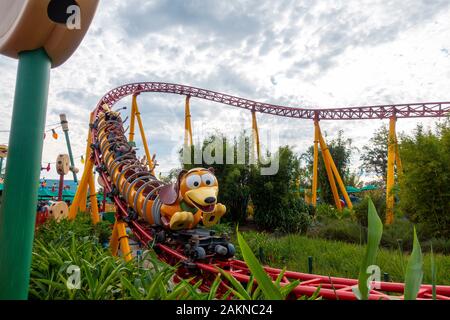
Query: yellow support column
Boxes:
[
  {"xmin": 69, "ymin": 113, "xmax": 96, "ymax": 219},
  {"xmin": 328, "ymin": 155, "xmax": 353, "ymax": 209},
  {"xmin": 129, "ymin": 94, "xmax": 137, "ymax": 143},
  {"xmin": 110, "ymin": 221, "xmax": 119, "ymax": 256},
  {"xmin": 386, "ymin": 116, "xmax": 396, "ymax": 225},
  {"xmin": 251, "ymin": 110, "xmax": 261, "ymax": 161},
  {"xmin": 79, "ymin": 190, "xmax": 87, "ymax": 212},
  {"xmin": 395, "ymin": 132, "xmax": 403, "ymax": 178},
  {"xmin": 69, "ymin": 158, "xmax": 93, "ymax": 219},
  {"xmin": 116, "ymin": 221, "xmax": 132, "ymax": 262},
  {"xmin": 134, "ymin": 97, "xmax": 155, "ymax": 175},
  {"xmin": 312, "ymin": 120, "xmax": 319, "ymax": 206},
  {"xmin": 317, "ymin": 126, "xmax": 342, "ymax": 210},
  {"xmin": 88, "ymin": 171, "xmax": 100, "ymax": 224},
  {"xmin": 184, "ymin": 96, "xmax": 193, "ymax": 147}
]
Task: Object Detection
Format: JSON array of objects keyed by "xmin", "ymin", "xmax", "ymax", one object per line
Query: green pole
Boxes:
[
  {"xmin": 308, "ymin": 256, "xmax": 313, "ymax": 274},
  {"xmin": 0, "ymin": 48, "xmax": 51, "ymax": 299},
  {"xmin": 60, "ymin": 114, "xmax": 78, "ymax": 183}
]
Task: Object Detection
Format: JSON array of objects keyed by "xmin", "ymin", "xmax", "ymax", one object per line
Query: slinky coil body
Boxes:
[
  {"xmin": 97, "ymin": 110, "xmax": 170, "ymax": 226},
  {"xmin": 96, "ymin": 108, "xmax": 226, "ymax": 230}
]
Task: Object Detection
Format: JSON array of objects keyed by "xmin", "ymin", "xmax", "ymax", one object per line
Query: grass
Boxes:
[
  {"xmin": 30, "ymin": 213, "xmax": 308, "ymax": 300},
  {"xmin": 239, "ymin": 230, "xmax": 450, "ymax": 286}
]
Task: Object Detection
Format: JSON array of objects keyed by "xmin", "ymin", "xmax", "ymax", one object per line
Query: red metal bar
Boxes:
[
  {"xmin": 94, "ymin": 82, "xmax": 450, "ymax": 121},
  {"xmin": 86, "ymin": 86, "xmax": 450, "ymax": 300}
]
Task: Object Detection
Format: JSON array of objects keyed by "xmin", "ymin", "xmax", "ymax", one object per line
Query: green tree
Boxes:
[
  {"xmin": 360, "ymin": 125, "xmax": 389, "ymax": 182},
  {"xmin": 398, "ymin": 122, "xmax": 450, "ymax": 237},
  {"xmin": 303, "ymin": 130, "xmax": 353, "ymax": 205},
  {"xmin": 181, "ymin": 132, "xmax": 252, "ymax": 223},
  {"xmin": 250, "ymin": 146, "xmax": 312, "ymax": 233}
]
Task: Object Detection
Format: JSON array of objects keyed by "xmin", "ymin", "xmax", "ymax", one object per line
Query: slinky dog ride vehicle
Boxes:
[{"xmin": 95, "ymin": 108, "xmax": 235, "ymax": 261}]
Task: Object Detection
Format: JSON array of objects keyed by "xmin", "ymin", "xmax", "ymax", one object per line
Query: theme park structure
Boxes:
[
  {"xmin": 1, "ymin": 0, "xmax": 450, "ymax": 301},
  {"xmin": 68, "ymin": 82, "xmax": 450, "ymax": 300}
]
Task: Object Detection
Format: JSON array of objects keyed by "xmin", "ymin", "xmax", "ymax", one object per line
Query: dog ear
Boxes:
[
  {"xmin": 159, "ymin": 169, "xmax": 187, "ymax": 205},
  {"xmin": 207, "ymin": 167, "xmax": 215, "ymax": 174},
  {"xmin": 176, "ymin": 169, "xmax": 188, "ymax": 191},
  {"xmin": 158, "ymin": 184, "xmax": 178, "ymax": 205}
]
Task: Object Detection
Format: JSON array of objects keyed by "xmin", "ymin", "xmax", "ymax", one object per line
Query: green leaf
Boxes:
[
  {"xmin": 354, "ymin": 198, "xmax": 383, "ymax": 300},
  {"xmin": 207, "ymin": 275, "xmax": 222, "ymax": 300},
  {"xmin": 280, "ymin": 280, "xmax": 300, "ymax": 299},
  {"xmin": 218, "ymin": 268, "xmax": 252, "ymax": 300},
  {"xmin": 246, "ymin": 275, "xmax": 255, "ymax": 294},
  {"xmin": 120, "ymin": 276, "xmax": 141, "ymax": 299},
  {"xmin": 404, "ymin": 226, "xmax": 423, "ymax": 300},
  {"xmin": 237, "ymin": 229, "xmax": 283, "ymax": 300}
]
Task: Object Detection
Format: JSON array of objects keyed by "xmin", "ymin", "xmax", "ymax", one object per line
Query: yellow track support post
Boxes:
[
  {"xmin": 110, "ymin": 220, "xmax": 132, "ymax": 262},
  {"xmin": 312, "ymin": 119, "xmax": 320, "ymax": 206},
  {"xmin": 313, "ymin": 120, "xmax": 352, "ymax": 211},
  {"xmin": 88, "ymin": 172, "xmax": 100, "ymax": 224},
  {"xmin": 386, "ymin": 116, "xmax": 397, "ymax": 225},
  {"xmin": 69, "ymin": 158, "xmax": 93, "ymax": 220},
  {"xmin": 329, "ymin": 156, "xmax": 353, "ymax": 209},
  {"xmin": 251, "ymin": 110, "xmax": 261, "ymax": 161},
  {"xmin": 79, "ymin": 188, "xmax": 88, "ymax": 212},
  {"xmin": 395, "ymin": 131, "xmax": 403, "ymax": 178},
  {"xmin": 134, "ymin": 95, "xmax": 155, "ymax": 175},
  {"xmin": 69, "ymin": 113, "xmax": 96, "ymax": 219},
  {"xmin": 184, "ymin": 96, "xmax": 193, "ymax": 147},
  {"xmin": 129, "ymin": 95, "xmax": 137, "ymax": 143},
  {"xmin": 109, "ymin": 221, "xmax": 120, "ymax": 256},
  {"xmin": 318, "ymin": 131, "xmax": 342, "ymax": 210}
]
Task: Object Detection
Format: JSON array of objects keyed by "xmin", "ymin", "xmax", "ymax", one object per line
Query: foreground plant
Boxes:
[
  {"xmin": 218, "ymin": 228, "xmax": 320, "ymax": 300},
  {"xmin": 31, "ymin": 216, "xmax": 313, "ymax": 300},
  {"xmin": 353, "ymin": 198, "xmax": 383, "ymax": 300},
  {"xmin": 404, "ymin": 227, "xmax": 423, "ymax": 300}
]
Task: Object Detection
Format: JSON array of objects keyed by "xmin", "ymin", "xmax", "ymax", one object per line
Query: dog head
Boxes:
[{"xmin": 159, "ymin": 167, "xmax": 218, "ymax": 213}]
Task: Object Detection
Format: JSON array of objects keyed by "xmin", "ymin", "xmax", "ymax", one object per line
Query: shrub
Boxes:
[
  {"xmin": 35, "ymin": 212, "xmax": 112, "ymax": 246},
  {"xmin": 315, "ymin": 203, "xmax": 352, "ymax": 221},
  {"xmin": 380, "ymin": 218, "xmax": 415, "ymax": 251},
  {"xmin": 250, "ymin": 146, "xmax": 313, "ymax": 233},
  {"xmin": 253, "ymin": 197, "xmax": 312, "ymax": 234},
  {"xmin": 398, "ymin": 123, "xmax": 450, "ymax": 237},
  {"xmin": 353, "ymin": 191, "xmax": 386, "ymax": 226},
  {"xmin": 315, "ymin": 204, "xmax": 340, "ymax": 220},
  {"xmin": 307, "ymin": 217, "xmax": 365, "ymax": 244},
  {"xmin": 31, "ymin": 216, "xmax": 211, "ymax": 300}
]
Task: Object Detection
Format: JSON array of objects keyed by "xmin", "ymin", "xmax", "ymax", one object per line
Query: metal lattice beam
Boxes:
[{"xmin": 96, "ymin": 82, "xmax": 450, "ymax": 120}]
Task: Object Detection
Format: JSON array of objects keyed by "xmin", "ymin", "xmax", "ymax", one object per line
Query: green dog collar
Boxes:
[{"xmin": 180, "ymin": 200, "xmax": 198, "ymax": 214}]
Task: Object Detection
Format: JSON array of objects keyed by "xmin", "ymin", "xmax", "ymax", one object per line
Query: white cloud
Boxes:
[{"xmin": 1, "ymin": 0, "xmax": 450, "ymax": 182}]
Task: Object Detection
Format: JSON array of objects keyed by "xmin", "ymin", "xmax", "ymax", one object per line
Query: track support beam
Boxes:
[
  {"xmin": 385, "ymin": 116, "xmax": 399, "ymax": 225},
  {"xmin": 184, "ymin": 96, "xmax": 193, "ymax": 148},
  {"xmin": 110, "ymin": 220, "xmax": 132, "ymax": 262},
  {"xmin": 133, "ymin": 94, "xmax": 155, "ymax": 175},
  {"xmin": 251, "ymin": 110, "xmax": 261, "ymax": 162},
  {"xmin": 313, "ymin": 120, "xmax": 353, "ymax": 211},
  {"xmin": 311, "ymin": 117, "xmax": 319, "ymax": 206},
  {"xmin": 69, "ymin": 113, "xmax": 99, "ymax": 224}
]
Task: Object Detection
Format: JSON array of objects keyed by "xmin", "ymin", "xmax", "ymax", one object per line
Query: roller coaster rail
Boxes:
[
  {"xmin": 84, "ymin": 82, "xmax": 450, "ymax": 300},
  {"xmin": 98, "ymin": 82, "xmax": 450, "ymax": 120}
]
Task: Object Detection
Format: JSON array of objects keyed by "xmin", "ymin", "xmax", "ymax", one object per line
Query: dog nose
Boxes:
[{"xmin": 204, "ymin": 197, "xmax": 216, "ymax": 204}]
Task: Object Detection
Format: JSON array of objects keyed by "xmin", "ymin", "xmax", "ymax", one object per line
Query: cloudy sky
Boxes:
[{"xmin": 1, "ymin": 0, "xmax": 450, "ymax": 182}]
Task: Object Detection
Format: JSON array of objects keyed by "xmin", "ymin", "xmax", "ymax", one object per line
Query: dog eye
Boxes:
[
  {"xmin": 186, "ymin": 175, "xmax": 201, "ymax": 189},
  {"xmin": 201, "ymin": 173, "xmax": 215, "ymax": 186}
]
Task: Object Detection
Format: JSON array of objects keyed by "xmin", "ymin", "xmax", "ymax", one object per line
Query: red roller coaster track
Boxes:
[
  {"xmin": 97, "ymin": 82, "xmax": 450, "ymax": 120},
  {"xmin": 91, "ymin": 82, "xmax": 450, "ymax": 300}
]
